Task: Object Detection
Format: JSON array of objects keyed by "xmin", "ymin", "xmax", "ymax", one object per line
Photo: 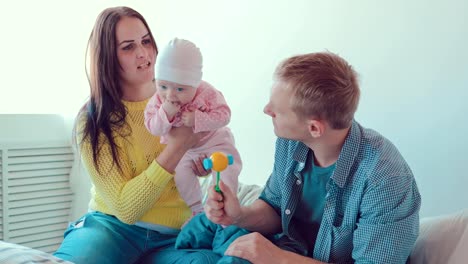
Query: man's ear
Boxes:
[{"xmin": 307, "ymin": 119, "xmax": 325, "ymax": 138}]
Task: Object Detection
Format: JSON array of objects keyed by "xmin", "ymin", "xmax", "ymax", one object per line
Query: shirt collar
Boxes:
[
  {"xmin": 332, "ymin": 120, "xmax": 361, "ymax": 188},
  {"xmin": 291, "ymin": 120, "xmax": 362, "ymax": 188},
  {"xmin": 293, "ymin": 141, "xmax": 310, "ymax": 174}
]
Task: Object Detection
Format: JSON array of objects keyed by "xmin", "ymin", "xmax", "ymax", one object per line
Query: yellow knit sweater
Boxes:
[{"xmin": 78, "ymin": 98, "xmax": 190, "ymax": 228}]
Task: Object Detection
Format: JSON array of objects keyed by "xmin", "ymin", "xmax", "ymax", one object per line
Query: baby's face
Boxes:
[{"xmin": 156, "ymin": 80, "xmax": 197, "ymax": 105}]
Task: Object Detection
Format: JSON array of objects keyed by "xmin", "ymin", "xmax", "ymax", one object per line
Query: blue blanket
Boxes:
[{"xmin": 176, "ymin": 213, "xmax": 250, "ymax": 256}]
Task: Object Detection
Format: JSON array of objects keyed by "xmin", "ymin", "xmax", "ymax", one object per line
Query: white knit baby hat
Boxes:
[{"xmin": 155, "ymin": 38, "xmax": 203, "ymax": 88}]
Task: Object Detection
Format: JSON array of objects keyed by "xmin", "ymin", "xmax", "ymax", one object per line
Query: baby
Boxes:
[{"xmin": 144, "ymin": 38, "xmax": 242, "ymax": 219}]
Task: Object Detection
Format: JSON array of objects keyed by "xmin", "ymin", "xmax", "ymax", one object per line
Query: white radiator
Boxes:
[{"xmin": 0, "ymin": 141, "xmax": 73, "ymax": 254}]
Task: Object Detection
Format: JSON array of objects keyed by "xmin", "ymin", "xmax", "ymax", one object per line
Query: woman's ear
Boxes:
[{"xmin": 307, "ymin": 119, "xmax": 325, "ymax": 138}]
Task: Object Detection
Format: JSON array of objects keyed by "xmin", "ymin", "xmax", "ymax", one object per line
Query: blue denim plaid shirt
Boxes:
[{"xmin": 259, "ymin": 120, "xmax": 421, "ymax": 263}]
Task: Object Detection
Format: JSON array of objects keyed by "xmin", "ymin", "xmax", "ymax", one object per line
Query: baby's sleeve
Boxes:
[
  {"xmin": 193, "ymin": 85, "xmax": 231, "ymax": 133},
  {"xmin": 144, "ymin": 94, "xmax": 173, "ymax": 136}
]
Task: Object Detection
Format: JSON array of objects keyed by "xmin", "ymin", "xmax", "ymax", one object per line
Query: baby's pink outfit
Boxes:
[{"xmin": 144, "ymin": 81, "xmax": 241, "ymax": 214}]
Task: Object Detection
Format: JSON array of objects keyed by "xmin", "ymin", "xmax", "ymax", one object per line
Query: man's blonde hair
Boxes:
[{"xmin": 274, "ymin": 52, "xmax": 360, "ymax": 129}]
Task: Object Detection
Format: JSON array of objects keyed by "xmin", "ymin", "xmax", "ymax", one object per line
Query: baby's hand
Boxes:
[
  {"xmin": 181, "ymin": 111, "xmax": 195, "ymax": 127},
  {"xmin": 198, "ymin": 105, "xmax": 208, "ymax": 112},
  {"xmin": 162, "ymin": 100, "xmax": 180, "ymax": 120}
]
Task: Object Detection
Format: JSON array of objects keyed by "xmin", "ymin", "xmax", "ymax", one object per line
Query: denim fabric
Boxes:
[
  {"xmin": 141, "ymin": 247, "xmax": 250, "ymax": 264},
  {"xmin": 54, "ymin": 211, "xmax": 250, "ymax": 264},
  {"xmin": 138, "ymin": 247, "xmax": 221, "ymax": 264},
  {"xmin": 53, "ymin": 211, "xmax": 177, "ymax": 264},
  {"xmin": 174, "ymin": 213, "xmax": 251, "ymax": 263}
]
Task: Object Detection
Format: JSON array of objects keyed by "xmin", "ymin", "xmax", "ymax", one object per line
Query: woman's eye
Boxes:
[
  {"xmin": 161, "ymin": 85, "xmax": 167, "ymax": 90},
  {"xmin": 177, "ymin": 87, "xmax": 184, "ymax": 92},
  {"xmin": 142, "ymin": 38, "xmax": 152, "ymax": 45},
  {"xmin": 122, "ymin": 43, "xmax": 134, "ymax": 51}
]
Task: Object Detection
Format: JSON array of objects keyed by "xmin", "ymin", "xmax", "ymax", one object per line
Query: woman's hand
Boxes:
[
  {"xmin": 166, "ymin": 125, "xmax": 207, "ymax": 150},
  {"xmin": 156, "ymin": 126, "xmax": 208, "ymax": 173}
]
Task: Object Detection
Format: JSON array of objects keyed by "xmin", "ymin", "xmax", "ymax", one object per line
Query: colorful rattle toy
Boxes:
[{"xmin": 203, "ymin": 152, "xmax": 234, "ymax": 193}]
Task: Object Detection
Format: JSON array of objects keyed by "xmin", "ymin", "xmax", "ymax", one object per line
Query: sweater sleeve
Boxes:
[
  {"xmin": 78, "ymin": 122, "xmax": 174, "ymax": 224},
  {"xmin": 144, "ymin": 93, "xmax": 173, "ymax": 136},
  {"xmin": 193, "ymin": 83, "xmax": 231, "ymax": 133}
]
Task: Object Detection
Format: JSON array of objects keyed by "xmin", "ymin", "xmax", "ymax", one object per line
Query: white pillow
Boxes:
[
  {"xmin": 200, "ymin": 178, "xmax": 263, "ymax": 206},
  {"xmin": 410, "ymin": 209, "xmax": 468, "ymax": 264}
]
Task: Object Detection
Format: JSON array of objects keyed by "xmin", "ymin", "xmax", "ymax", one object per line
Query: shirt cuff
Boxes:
[{"xmin": 145, "ymin": 160, "xmax": 174, "ymax": 185}]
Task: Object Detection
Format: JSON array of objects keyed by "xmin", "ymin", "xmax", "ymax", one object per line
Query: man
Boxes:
[{"xmin": 205, "ymin": 52, "xmax": 421, "ymax": 263}]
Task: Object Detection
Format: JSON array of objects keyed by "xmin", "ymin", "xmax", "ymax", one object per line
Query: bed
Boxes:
[{"xmin": 1, "ymin": 179, "xmax": 466, "ymax": 264}]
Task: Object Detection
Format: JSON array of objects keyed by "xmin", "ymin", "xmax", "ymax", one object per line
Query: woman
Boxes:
[{"xmin": 53, "ymin": 6, "xmax": 221, "ymax": 264}]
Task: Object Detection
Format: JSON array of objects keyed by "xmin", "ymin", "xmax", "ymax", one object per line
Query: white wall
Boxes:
[
  {"xmin": 1, "ymin": 0, "xmax": 467, "ymax": 219},
  {"xmin": 0, "ymin": 115, "xmax": 68, "ymax": 143}
]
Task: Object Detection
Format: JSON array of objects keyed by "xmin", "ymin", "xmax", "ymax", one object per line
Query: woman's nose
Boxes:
[{"xmin": 136, "ymin": 44, "xmax": 147, "ymax": 58}]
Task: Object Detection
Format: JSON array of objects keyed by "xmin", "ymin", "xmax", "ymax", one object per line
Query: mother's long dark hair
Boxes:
[{"xmin": 76, "ymin": 6, "xmax": 158, "ymax": 173}]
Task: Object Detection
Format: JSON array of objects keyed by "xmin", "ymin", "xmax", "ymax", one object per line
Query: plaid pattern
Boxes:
[{"xmin": 260, "ymin": 120, "xmax": 421, "ymax": 263}]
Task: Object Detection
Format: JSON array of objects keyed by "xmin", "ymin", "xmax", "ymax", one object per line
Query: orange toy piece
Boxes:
[
  {"xmin": 203, "ymin": 152, "xmax": 234, "ymax": 193},
  {"xmin": 210, "ymin": 152, "xmax": 229, "ymax": 172}
]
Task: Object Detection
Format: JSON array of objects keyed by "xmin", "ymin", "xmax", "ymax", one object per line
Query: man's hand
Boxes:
[
  {"xmin": 162, "ymin": 100, "xmax": 180, "ymax": 120},
  {"xmin": 204, "ymin": 180, "xmax": 242, "ymax": 226},
  {"xmin": 225, "ymin": 232, "xmax": 285, "ymax": 264},
  {"xmin": 227, "ymin": 232, "xmax": 326, "ymax": 264}
]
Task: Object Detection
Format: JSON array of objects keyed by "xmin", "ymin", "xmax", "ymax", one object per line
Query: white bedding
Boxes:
[
  {"xmin": 200, "ymin": 177, "xmax": 263, "ymax": 206},
  {"xmin": 410, "ymin": 209, "xmax": 468, "ymax": 264},
  {"xmin": 0, "ymin": 240, "xmax": 73, "ymax": 264}
]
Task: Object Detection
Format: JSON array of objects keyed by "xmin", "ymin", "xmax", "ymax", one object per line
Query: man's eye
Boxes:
[
  {"xmin": 177, "ymin": 87, "xmax": 184, "ymax": 92},
  {"xmin": 161, "ymin": 85, "xmax": 167, "ymax": 90}
]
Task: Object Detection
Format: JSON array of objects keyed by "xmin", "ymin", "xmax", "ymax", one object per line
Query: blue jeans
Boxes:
[
  {"xmin": 142, "ymin": 249, "xmax": 250, "ymax": 264},
  {"xmin": 176, "ymin": 213, "xmax": 251, "ymax": 256},
  {"xmin": 53, "ymin": 211, "xmax": 223, "ymax": 264},
  {"xmin": 151, "ymin": 213, "xmax": 251, "ymax": 264}
]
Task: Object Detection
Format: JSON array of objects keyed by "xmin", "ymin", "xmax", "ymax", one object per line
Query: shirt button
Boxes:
[
  {"xmin": 285, "ymin": 209, "xmax": 291, "ymax": 215},
  {"xmin": 296, "ymin": 179, "xmax": 301, "ymax": 185}
]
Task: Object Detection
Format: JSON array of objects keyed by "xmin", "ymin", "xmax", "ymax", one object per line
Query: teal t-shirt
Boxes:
[{"xmin": 294, "ymin": 151, "xmax": 336, "ymax": 256}]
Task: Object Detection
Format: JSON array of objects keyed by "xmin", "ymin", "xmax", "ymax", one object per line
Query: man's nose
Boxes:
[{"xmin": 263, "ymin": 104, "xmax": 273, "ymax": 117}]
